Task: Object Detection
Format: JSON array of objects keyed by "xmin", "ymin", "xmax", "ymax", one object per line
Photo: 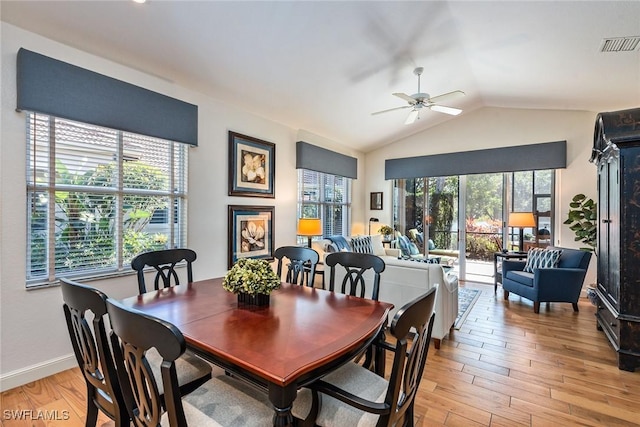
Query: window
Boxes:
[
  {"xmin": 26, "ymin": 113, "xmax": 188, "ymax": 286},
  {"xmin": 297, "ymin": 169, "xmax": 351, "ymax": 243}
]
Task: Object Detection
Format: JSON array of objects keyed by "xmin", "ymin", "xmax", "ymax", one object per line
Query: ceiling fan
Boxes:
[{"xmin": 372, "ymin": 67, "xmax": 465, "ymax": 124}]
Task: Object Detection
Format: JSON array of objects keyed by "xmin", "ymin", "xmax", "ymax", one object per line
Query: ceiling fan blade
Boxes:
[
  {"xmin": 430, "ymin": 104, "xmax": 462, "ymax": 116},
  {"xmin": 371, "ymin": 105, "xmax": 412, "ymax": 115},
  {"xmin": 405, "ymin": 109, "xmax": 420, "ymax": 125},
  {"xmin": 393, "ymin": 93, "xmax": 418, "ymax": 104},
  {"xmin": 428, "ymin": 90, "xmax": 466, "ymax": 104}
]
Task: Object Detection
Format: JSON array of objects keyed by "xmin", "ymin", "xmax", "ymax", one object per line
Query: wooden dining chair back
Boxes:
[
  {"xmin": 131, "ymin": 248, "xmax": 196, "ymax": 294},
  {"xmin": 106, "ymin": 298, "xmax": 189, "ymax": 427},
  {"xmin": 293, "ymin": 286, "xmax": 437, "ymax": 427},
  {"xmin": 274, "ymin": 246, "xmax": 319, "ymax": 286},
  {"xmin": 105, "ymin": 299, "xmax": 274, "ymax": 427},
  {"xmin": 60, "ymin": 278, "xmax": 128, "ymax": 427},
  {"xmin": 326, "ymin": 252, "xmax": 385, "ymax": 300}
]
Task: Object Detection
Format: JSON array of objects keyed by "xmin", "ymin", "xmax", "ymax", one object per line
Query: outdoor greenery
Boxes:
[
  {"xmin": 222, "ymin": 258, "xmax": 281, "ymax": 295},
  {"xmin": 394, "ymin": 170, "xmax": 553, "ymax": 260},
  {"xmin": 30, "ymin": 160, "xmax": 169, "ymax": 275},
  {"xmin": 564, "ymin": 193, "xmax": 597, "ymax": 253}
]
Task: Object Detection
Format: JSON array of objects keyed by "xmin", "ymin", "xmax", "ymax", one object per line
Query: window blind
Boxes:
[
  {"xmin": 26, "ymin": 113, "xmax": 188, "ymax": 286},
  {"xmin": 298, "ymin": 169, "xmax": 351, "ymax": 240}
]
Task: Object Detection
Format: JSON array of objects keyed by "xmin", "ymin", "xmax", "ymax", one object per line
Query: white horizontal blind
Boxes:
[
  {"xmin": 26, "ymin": 113, "xmax": 188, "ymax": 286},
  {"xmin": 298, "ymin": 169, "xmax": 350, "ymax": 243}
]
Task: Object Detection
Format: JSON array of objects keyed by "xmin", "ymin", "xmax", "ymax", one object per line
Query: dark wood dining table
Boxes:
[{"xmin": 119, "ymin": 278, "xmax": 393, "ymax": 426}]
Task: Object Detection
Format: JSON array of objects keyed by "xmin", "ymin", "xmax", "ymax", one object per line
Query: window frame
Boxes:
[
  {"xmin": 297, "ymin": 169, "xmax": 351, "ymax": 244},
  {"xmin": 25, "ymin": 113, "xmax": 188, "ymax": 287}
]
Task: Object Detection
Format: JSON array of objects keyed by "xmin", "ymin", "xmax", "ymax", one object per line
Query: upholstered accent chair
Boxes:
[{"xmin": 502, "ymin": 246, "xmax": 592, "ymax": 313}]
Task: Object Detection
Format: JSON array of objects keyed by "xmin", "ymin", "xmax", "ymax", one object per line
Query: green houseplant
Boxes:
[
  {"xmin": 223, "ymin": 258, "xmax": 281, "ymax": 305},
  {"xmin": 564, "ymin": 194, "xmax": 598, "ymax": 304},
  {"xmin": 563, "ymin": 194, "xmax": 597, "ymax": 253}
]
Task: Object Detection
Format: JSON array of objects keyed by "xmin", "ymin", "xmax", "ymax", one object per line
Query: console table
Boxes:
[{"xmin": 494, "ymin": 251, "xmax": 527, "ymax": 293}]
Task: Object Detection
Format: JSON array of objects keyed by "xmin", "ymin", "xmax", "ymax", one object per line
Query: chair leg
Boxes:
[
  {"xmin": 572, "ymin": 302, "xmax": 579, "ymax": 312},
  {"xmin": 84, "ymin": 394, "xmax": 98, "ymax": 427},
  {"xmin": 533, "ymin": 302, "xmax": 540, "ymax": 313}
]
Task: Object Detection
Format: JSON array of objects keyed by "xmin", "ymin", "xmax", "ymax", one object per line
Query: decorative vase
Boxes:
[{"xmin": 237, "ymin": 292, "xmax": 270, "ymax": 307}]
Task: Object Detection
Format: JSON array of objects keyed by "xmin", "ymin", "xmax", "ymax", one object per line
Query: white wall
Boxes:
[
  {"xmin": 0, "ymin": 23, "xmax": 364, "ymax": 390},
  {"xmin": 363, "ymin": 107, "xmax": 599, "ymax": 284}
]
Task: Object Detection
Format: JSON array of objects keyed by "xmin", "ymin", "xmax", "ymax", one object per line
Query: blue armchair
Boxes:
[{"xmin": 502, "ymin": 246, "xmax": 592, "ymax": 313}]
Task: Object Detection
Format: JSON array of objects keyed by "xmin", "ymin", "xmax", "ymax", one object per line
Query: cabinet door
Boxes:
[{"xmin": 598, "ymin": 160, "xmax": 620, "ymax": 307}]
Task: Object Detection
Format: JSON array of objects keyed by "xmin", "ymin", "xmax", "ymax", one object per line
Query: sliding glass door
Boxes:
[{"xmin": 393, "ymin": 169, "xmax": 555, "ymax": 284}]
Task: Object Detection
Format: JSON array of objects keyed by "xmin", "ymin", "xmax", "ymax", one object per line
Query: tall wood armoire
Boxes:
[{"xmin": 592, "ymin": 107, "xmax": 640, "ymax": 372}]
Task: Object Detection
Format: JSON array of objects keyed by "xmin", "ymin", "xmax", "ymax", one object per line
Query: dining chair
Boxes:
[
  {"xmin": 292, "ymin": 286, "xmax": 438, "ymax": 427},
  {"xmin": 105, "ymin": 298, "xmax": 275, "ymax": 427},
  {"xmin": 325, "ymin": 252, "xmax": 387, "ymax": 373},
  {"xmin": 274, "ymin": 246, "xmax": 320, "ymax": 287},
  {"xmin": 60, "ymin": 278, "xmax": 213, "ymax": 425},
  {"xmin": 325, "ymin": 252, "xmax": 385, "ymax": 300},
  {"xmin": 60, "ymin": 278, "xmax": 129, "ymax": 427},
  {"xmin": 131, "ymin": 248, "xmax": 196, "ymax": 294}
]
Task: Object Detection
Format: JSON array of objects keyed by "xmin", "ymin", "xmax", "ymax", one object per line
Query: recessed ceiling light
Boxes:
[{"xmin": 132, "ymin": 0, "xmax": 147, "ymax": 4}]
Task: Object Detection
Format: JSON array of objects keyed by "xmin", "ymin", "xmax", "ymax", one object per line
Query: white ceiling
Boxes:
[{"xmin": 2, "ymin": 1, "xmax": 639, "ymax": 152}]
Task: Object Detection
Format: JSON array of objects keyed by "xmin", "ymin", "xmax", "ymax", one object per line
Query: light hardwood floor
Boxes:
[{"xmin": 2, "ymin": 282, "xmax": 639, "ymax": 426}]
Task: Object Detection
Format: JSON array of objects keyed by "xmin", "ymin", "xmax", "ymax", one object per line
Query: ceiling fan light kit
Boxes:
[{"xmin": 373, "ymin": 67, "xmax": 465, "ymax": 124}]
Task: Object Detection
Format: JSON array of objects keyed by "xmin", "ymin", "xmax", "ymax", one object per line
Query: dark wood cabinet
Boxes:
[{"xmin": 592, "ymin": 108, "xmax": 640, "ymax": 372}]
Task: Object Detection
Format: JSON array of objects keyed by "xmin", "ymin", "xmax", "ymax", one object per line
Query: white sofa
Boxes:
[{"xmin": 312, "ymin": 235, "xmax": 459, "ymax": 348}]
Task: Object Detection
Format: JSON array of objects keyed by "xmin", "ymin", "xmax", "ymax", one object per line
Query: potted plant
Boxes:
[
  {"xmin": 379, "ymin": 225, "xmax": 394, "ymax": 240},
  {"xmin": 223, "ymin": 258, "xmax": 281, "ymax": 306},
  {"xmin": 563, "ymin": 193, "xmax": 597, "ymax": 253},
  {"xmin": 563, "ymin": 193, "xmax": 597, "ymax": 304}
]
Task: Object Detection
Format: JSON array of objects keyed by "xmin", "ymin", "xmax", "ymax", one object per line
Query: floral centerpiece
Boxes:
[
  {"xmin": 379, "ymin": 225, "xmax": 394, "ymax": 239},
  {"xmin": 222, "ymin": 258, "xmax": 281, "ymax": 306}
]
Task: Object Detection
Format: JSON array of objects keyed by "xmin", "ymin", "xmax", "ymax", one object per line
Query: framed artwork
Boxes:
[
  {"xmin": 228, "ymin": 131, "xmax": 275, "ymax": 198},
  {"xmin": 228, "ymin": 205, "xmax": 275, "ymax": 268},
  {"xmin": 370, "ymin": 192, "xmax": 383, "ymax": 210}
]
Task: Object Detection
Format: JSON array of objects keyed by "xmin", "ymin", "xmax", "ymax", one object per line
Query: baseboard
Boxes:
[{"xmin": 0, "ymin": 354, "xmax": 76, "ymax": 392}]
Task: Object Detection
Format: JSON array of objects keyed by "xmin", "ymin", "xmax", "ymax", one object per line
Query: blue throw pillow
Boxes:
[
  {"xmin": 397, "ymin": 235, "xmax": 411, "ymax": 257},
  {"xmin": 326, "ymin": 235, "xmax": 351, "ymax": 252},
  {"xmin": 428, "ymin": 239, "xmax": 436, "ymax": 250},
  {"xmin": 409, "ymin": 242, "xmax": 421, "ymax": 256}
]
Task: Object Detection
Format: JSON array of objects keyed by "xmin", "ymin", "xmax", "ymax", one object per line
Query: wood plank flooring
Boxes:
[{"xmin": 2, "ymin": 282, "xmax": 639, "ymax": 426}]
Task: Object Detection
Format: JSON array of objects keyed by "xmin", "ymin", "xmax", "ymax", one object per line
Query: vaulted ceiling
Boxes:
[{"xmin": 2, "ymin": 1, "xmax": 639, "ymax": 152}]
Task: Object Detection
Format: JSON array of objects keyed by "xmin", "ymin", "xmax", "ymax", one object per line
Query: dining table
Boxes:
[{"xmin": 119, "ymin": 278, "xmax": 393, "ymax": 426}]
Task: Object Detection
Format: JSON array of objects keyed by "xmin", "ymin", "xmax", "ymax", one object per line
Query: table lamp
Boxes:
[
  {"xmin": 508, "ymin": 212, "xmax": 536, "ymax": 252},
  {"xmin": 297, "ymin": 218, "xmax": 322, "ymax": 247}
]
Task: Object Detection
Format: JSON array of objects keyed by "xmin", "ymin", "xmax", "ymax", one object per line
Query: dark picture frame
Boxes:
[
  {"xmin": 228, "ymin": 131, "xmax": 275, "ymax": 198},
  {"xmin": 370, "ymin": 192, "xmax": 383, "ymax": 210},
  {"xmin": 228, "ymin": 205, "xmax": 275, "ymax": 268}
]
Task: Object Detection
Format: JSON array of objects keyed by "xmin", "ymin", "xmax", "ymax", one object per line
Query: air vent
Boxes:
[{"xmin": 600, "ymin": 36, "xmax": 640, "ymax": 52}]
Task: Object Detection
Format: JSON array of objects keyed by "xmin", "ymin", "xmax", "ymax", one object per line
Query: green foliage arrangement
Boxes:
[
  {"xmin": 563, "ymin": 194, "xmax": 597, "ymax": 253},
  {"xmin": 379, "ymin": 225, "xmax": 394, "ymax": 236},
  {"xmin": 223, "ymin": 258, "xmax": 281, "ymax": 295}
]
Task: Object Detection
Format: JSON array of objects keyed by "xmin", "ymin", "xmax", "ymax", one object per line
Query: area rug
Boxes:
[{"xmin": 454, "ymin": 288, "xmax": 481, "ymax": 329}]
